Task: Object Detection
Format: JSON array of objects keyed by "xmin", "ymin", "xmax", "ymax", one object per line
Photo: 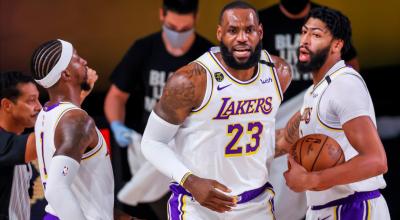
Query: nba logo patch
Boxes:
[
  {"xmin": 62, "ymin": 166, "xmax": 69, "ymax": 176},
  {"xmin": 214, "ymin": 72, "xmax": 224, "ymax": 82}
]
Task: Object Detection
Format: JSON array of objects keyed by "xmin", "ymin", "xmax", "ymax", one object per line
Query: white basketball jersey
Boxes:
[
  {"xmin": 174, "ymin": 47, "xmax": 283, "ymax": 195},
  {"xmin": 299, "ymin": 61, "xmax": 386, "ymax": 206},
  {"xmin": 34, "ymin": 102, "xmax": 114, "ymax": 220}
]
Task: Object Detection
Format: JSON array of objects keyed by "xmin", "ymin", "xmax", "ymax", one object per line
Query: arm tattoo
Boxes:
[
  {"xmin": 283, "ymin": 112, "xmax": 301, "ymax": 145},
  {"xmin": 161, "ymin": 63, "xmax": 206, "ymax": 112}
]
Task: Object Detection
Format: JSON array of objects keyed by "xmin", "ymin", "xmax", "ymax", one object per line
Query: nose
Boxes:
[
  {"xmin": 80, "ymin": 57, "xmax": 87, "ymax": 66},
  {"xmin": 34, "ymin": 99, "xmax": 42, "ymax": 112},
  {"xmin": 300, "ymin": 32, "xmax": 310, "ymax": 47},
  {"xmin": 237, "ymin": 30, "xmax": 248, "ymax": 43}
]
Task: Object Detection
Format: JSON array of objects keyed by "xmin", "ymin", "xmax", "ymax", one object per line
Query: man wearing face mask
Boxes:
[
  {"xmin": 258, "ymin": 1, "xmax": 360, "ymax": 220},
  {"xmin": 104, "ymin": 0, "xmax": 212, "ymax": 219}
]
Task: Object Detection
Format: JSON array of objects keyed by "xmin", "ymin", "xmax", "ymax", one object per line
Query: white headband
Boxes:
[{"xmin": 35, "ymin": 39, "xmax": 73, "ymax": 88}]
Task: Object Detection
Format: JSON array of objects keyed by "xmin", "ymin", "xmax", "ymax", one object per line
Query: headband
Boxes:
[{"xmin": 35, "ymin": 39, "xmax": 73, "ymax": 88}]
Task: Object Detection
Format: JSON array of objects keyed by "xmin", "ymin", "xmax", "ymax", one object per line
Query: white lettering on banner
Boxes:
[{"xmin": 144, "ymin": 96, "xmax": 157, "ymax": 112}]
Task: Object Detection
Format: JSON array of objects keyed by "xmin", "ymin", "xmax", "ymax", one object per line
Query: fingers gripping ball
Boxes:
[{"xmin": 290, "ymin": 134, "xmax": 345, "ymax": 171}]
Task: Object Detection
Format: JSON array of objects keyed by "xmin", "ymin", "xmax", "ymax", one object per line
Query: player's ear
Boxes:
[
  {"xmin": 1, "ymin": 98, "xmax": 14, "ymax": 113},
  {"xmin": 258, "ymin": 23, "xmax": 263, "ymax": 40},
  {"xmin": 332, "ymin": 39, "xmax": 344, "ymax": 54},
  {"xmin": 217, "ymin": 25, "xmax": 222, "ymax": 42},
  {"xmin": 61, "ymin": 69, "xmax": 72, "ymax": 81}
]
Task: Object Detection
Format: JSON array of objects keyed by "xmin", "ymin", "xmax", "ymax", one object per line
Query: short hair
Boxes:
[
  {"xmin": 0, "ymin": 71, "xmax": 34, "ymax": 103},
  {"xmin": 307, "ymin": 7, "xmax": 352, "ymax": 54},
  {"xmin": 31, "ymin": 40, "xmax": 62, "ymax": 81},
  {"xmin": 162, "ymin": 0, "xmax": 198, "ymax": 15},
  {"xmin": 219, "ymin": 1, "xmax": 259, "ymax": 24}
]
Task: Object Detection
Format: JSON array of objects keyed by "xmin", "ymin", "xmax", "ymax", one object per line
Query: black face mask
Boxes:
[
  {"xmin": 281, "ymin": 0, "xmax": 310, "ymax": 15},
  {"xmin": 296, "ymin": 45, "xmax": 330, "ymax": 74},
  {"xmin": 220, "ymin": 41, "xmax": 262, "ymax": 70}
]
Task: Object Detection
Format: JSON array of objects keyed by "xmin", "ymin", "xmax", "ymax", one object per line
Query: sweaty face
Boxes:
[
  {"xmin": 10, "ymin": 83, "xmax": 41, "ymax": 128},
  {"xmin": 218, "ymin": 8, "xmax": 263, "ymax": 70},
  {"xmin": 68, "ymin": 50, "xmax": 91, "ymax": 91},
  {"xmin": 297, "ymin": 18, "xmax": 333, "ymax": 73}
]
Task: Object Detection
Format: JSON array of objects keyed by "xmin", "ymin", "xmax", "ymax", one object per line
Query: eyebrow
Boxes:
[{"xmin": 303, "ymin": 25, "xmax": 326, "ymax": 32}]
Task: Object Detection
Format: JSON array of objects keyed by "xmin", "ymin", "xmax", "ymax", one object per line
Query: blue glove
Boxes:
[{"xmin": 110, "ymin": 121, "xmax": 134, "ymax": 147}]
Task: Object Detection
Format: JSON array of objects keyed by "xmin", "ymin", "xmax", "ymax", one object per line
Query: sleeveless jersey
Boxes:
[
  {"xmin": 174, "ymin": 47, "xmax": 283, "ymax": 195},
  {"xmin": 34, "ymin": 102, "xmax": 114, "ymax": 220},
  {"xmin": 299, "ymin": 61, "xmax": 386, "ymax": 206}
]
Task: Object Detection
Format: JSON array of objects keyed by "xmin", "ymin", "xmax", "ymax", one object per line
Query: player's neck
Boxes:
[
  {"xmin": 279, "ymin": 3, "xmax": 311, "ymax": 19},
  {"xmin": 47, "ymin": 86, "xmax": 82, "ymax": 107},
  {"xmin": 162, "ymin": 31, "xmax": 196, "ymax": 57},
  {"xmin": 0, "ymin": 113, "xmax": 24, "ymax": 134},
  {"xmin": 215, "ymin": 53, "xmax": 257, "ymax": 81},
  {"xmin": 311, "ymin": 57, "xmax": 341, "ymax": 85}
]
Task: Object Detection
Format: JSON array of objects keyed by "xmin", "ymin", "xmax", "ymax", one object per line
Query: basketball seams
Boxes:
[
  {"xmin": 310, "ymin": 135, "xmax": 329, "ymax": 171},
  {"xmin": 299, "ymin": 138, "xmax": 306, "ymax": 166},
  {"xmin": 333, "ymin": 150, "xmax": 344, "ymax": 167}
]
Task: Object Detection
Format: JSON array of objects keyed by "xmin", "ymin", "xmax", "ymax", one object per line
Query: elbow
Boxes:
[{"xmin": 372, "ymin": 157, "xmax": 388, "ymax": 175}]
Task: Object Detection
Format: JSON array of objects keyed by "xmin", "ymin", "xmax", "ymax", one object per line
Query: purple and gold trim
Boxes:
[
  {"xmin": 208, "ymin": 52, "xmax": 261, "ymax": 85},
  {"xmin": 311, "ymin": 190, "xmax": 380, "ymax": 210},
  {"xmin": 263, "ymin": 50, "xmax": 283, "ymax": 102},
  {"xmin": 191, "ymin": 60, "xmax": 214, "ymax": 113},
  {"xmin": 235, "ymin": 182, "xmax": 273, "ymax": 204},
  {"xmin": 311, "ymin": 191, "xmax": 378, "ymax": 220},
  {"xmin": 82, "ymin": 131, "xmax": 104, "ymax": 160},
  {"xmin": 168, "ymin": 183, "xmax": 192, "ymax": 220},
  {"xmin": 179, "ymin": 172, "xmax": 193, "ymax": 186}
]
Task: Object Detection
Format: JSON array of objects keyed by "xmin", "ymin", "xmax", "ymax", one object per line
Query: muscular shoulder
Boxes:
[
  {"xmin": 54, "ymin": 109, "xmax": 96, "ymax": 159},
  {"xmin": 271, "ymin": 55, "xmax": 292, "ymax": 93},
  {"xmin": 155, "ymin": 62, "xmax": 207, "ymax": 124}
]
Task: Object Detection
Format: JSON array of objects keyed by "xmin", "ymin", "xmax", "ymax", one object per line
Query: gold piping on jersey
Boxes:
[
  {"xmin": 208, "ymin": 51, "xmax": 261, "ymax": 85},
  {"xmin": 310, "ymin": 66, "xmax": 346, "ymax": 95},
  {"xmin": 191, "ymin": 60, "xmax": 214, "ymax": 114},
  {"xmin": 266, "ymin": 188, "xmax": 276, "ymax": 220},
  {"xmin": 263, "ymin": 51, "xmax": 283, "ymax": 102},
  {"xmin": 82, "ymin": 131, "xmax": 104, "ymax": 160}
]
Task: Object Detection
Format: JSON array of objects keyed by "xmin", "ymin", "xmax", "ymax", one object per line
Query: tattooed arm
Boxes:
[
  {"xmin": 275, "ymin": 111, "xmax": 301, "ymax": 157},
  {"xmin": 141, "ymin": 62, "xmax": 236, "ymax": 213}
]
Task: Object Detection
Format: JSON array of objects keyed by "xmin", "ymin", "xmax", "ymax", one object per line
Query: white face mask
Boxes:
[{"xmin": 162, "ymin": 25, "xmax": 194, "ymax": 48}]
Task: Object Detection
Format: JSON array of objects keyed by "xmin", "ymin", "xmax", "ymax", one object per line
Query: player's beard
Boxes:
[
  {"xmin": 220, "ymin": 41, "xmax": 262, "ymax": 70},
  {"xmin": 80, "ymin": 69, "xmax": 91, "ymax": 91},
  {"xmin": 296, "ymin": 45, "xmax": 330, "ymax": 74}
]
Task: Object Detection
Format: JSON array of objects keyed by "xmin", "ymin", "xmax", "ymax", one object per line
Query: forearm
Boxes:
[
  {"xmin": 104, "ymin": 92, "xmax": 127, "ymax": 123},
  {"xmin": 45, "ymin": 155, "xmax": 86, "ymax": 219},
  {"xmin": 275, "ymin": 128, "xmax": 291, "ymax": 157},
  {"xmin": 309, "ymin": 154, "xmax": 387, "ymax": 190},
  {"xmin": 141, "ymin": 111, "xmax": 191, "ymax": 184},
  {"xmin": 275, "ymin": 112, "xmax": 301, "ymax": 157}
]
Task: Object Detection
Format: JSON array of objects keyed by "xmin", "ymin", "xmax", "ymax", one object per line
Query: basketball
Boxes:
[{"xmin": 290, "ymin": 134, "xmax": 345, "ymax": 172}]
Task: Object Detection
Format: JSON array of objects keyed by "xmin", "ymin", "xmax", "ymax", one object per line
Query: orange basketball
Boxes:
[{"xmin": 290, "ymin": 134, "xmax": 345, "ymax": 172}]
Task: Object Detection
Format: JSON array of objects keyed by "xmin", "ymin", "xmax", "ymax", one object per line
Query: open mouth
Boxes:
[
  {"xmin": 233, "ymin": 47, "xmax": 251, "ymax": 59},
  {"xmin": 299, "ymin": 47, "xmax": 310, "ymax": 62}
]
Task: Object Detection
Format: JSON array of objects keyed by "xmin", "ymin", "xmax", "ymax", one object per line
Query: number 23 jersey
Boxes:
[{"xmin": 174, "ymin": 47, "xmax": 283, "ymax": 195}]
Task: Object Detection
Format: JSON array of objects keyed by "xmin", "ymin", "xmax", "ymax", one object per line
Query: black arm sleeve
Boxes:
[{"xmin": 0, "ymin": 131, "xmax": 28, "ymax": 166}]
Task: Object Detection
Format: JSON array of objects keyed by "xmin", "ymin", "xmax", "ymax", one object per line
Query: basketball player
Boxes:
[
  {"xmin": 141, "ymin": 1, "xmax": 292, "ymax": 219},
  {"xmin": 277, "ymin": 7, "xmax": 390, "ymax": 219},
  {"xmin": 31, "ymin": 39, "xmax": 114, "ymax": 220}
]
